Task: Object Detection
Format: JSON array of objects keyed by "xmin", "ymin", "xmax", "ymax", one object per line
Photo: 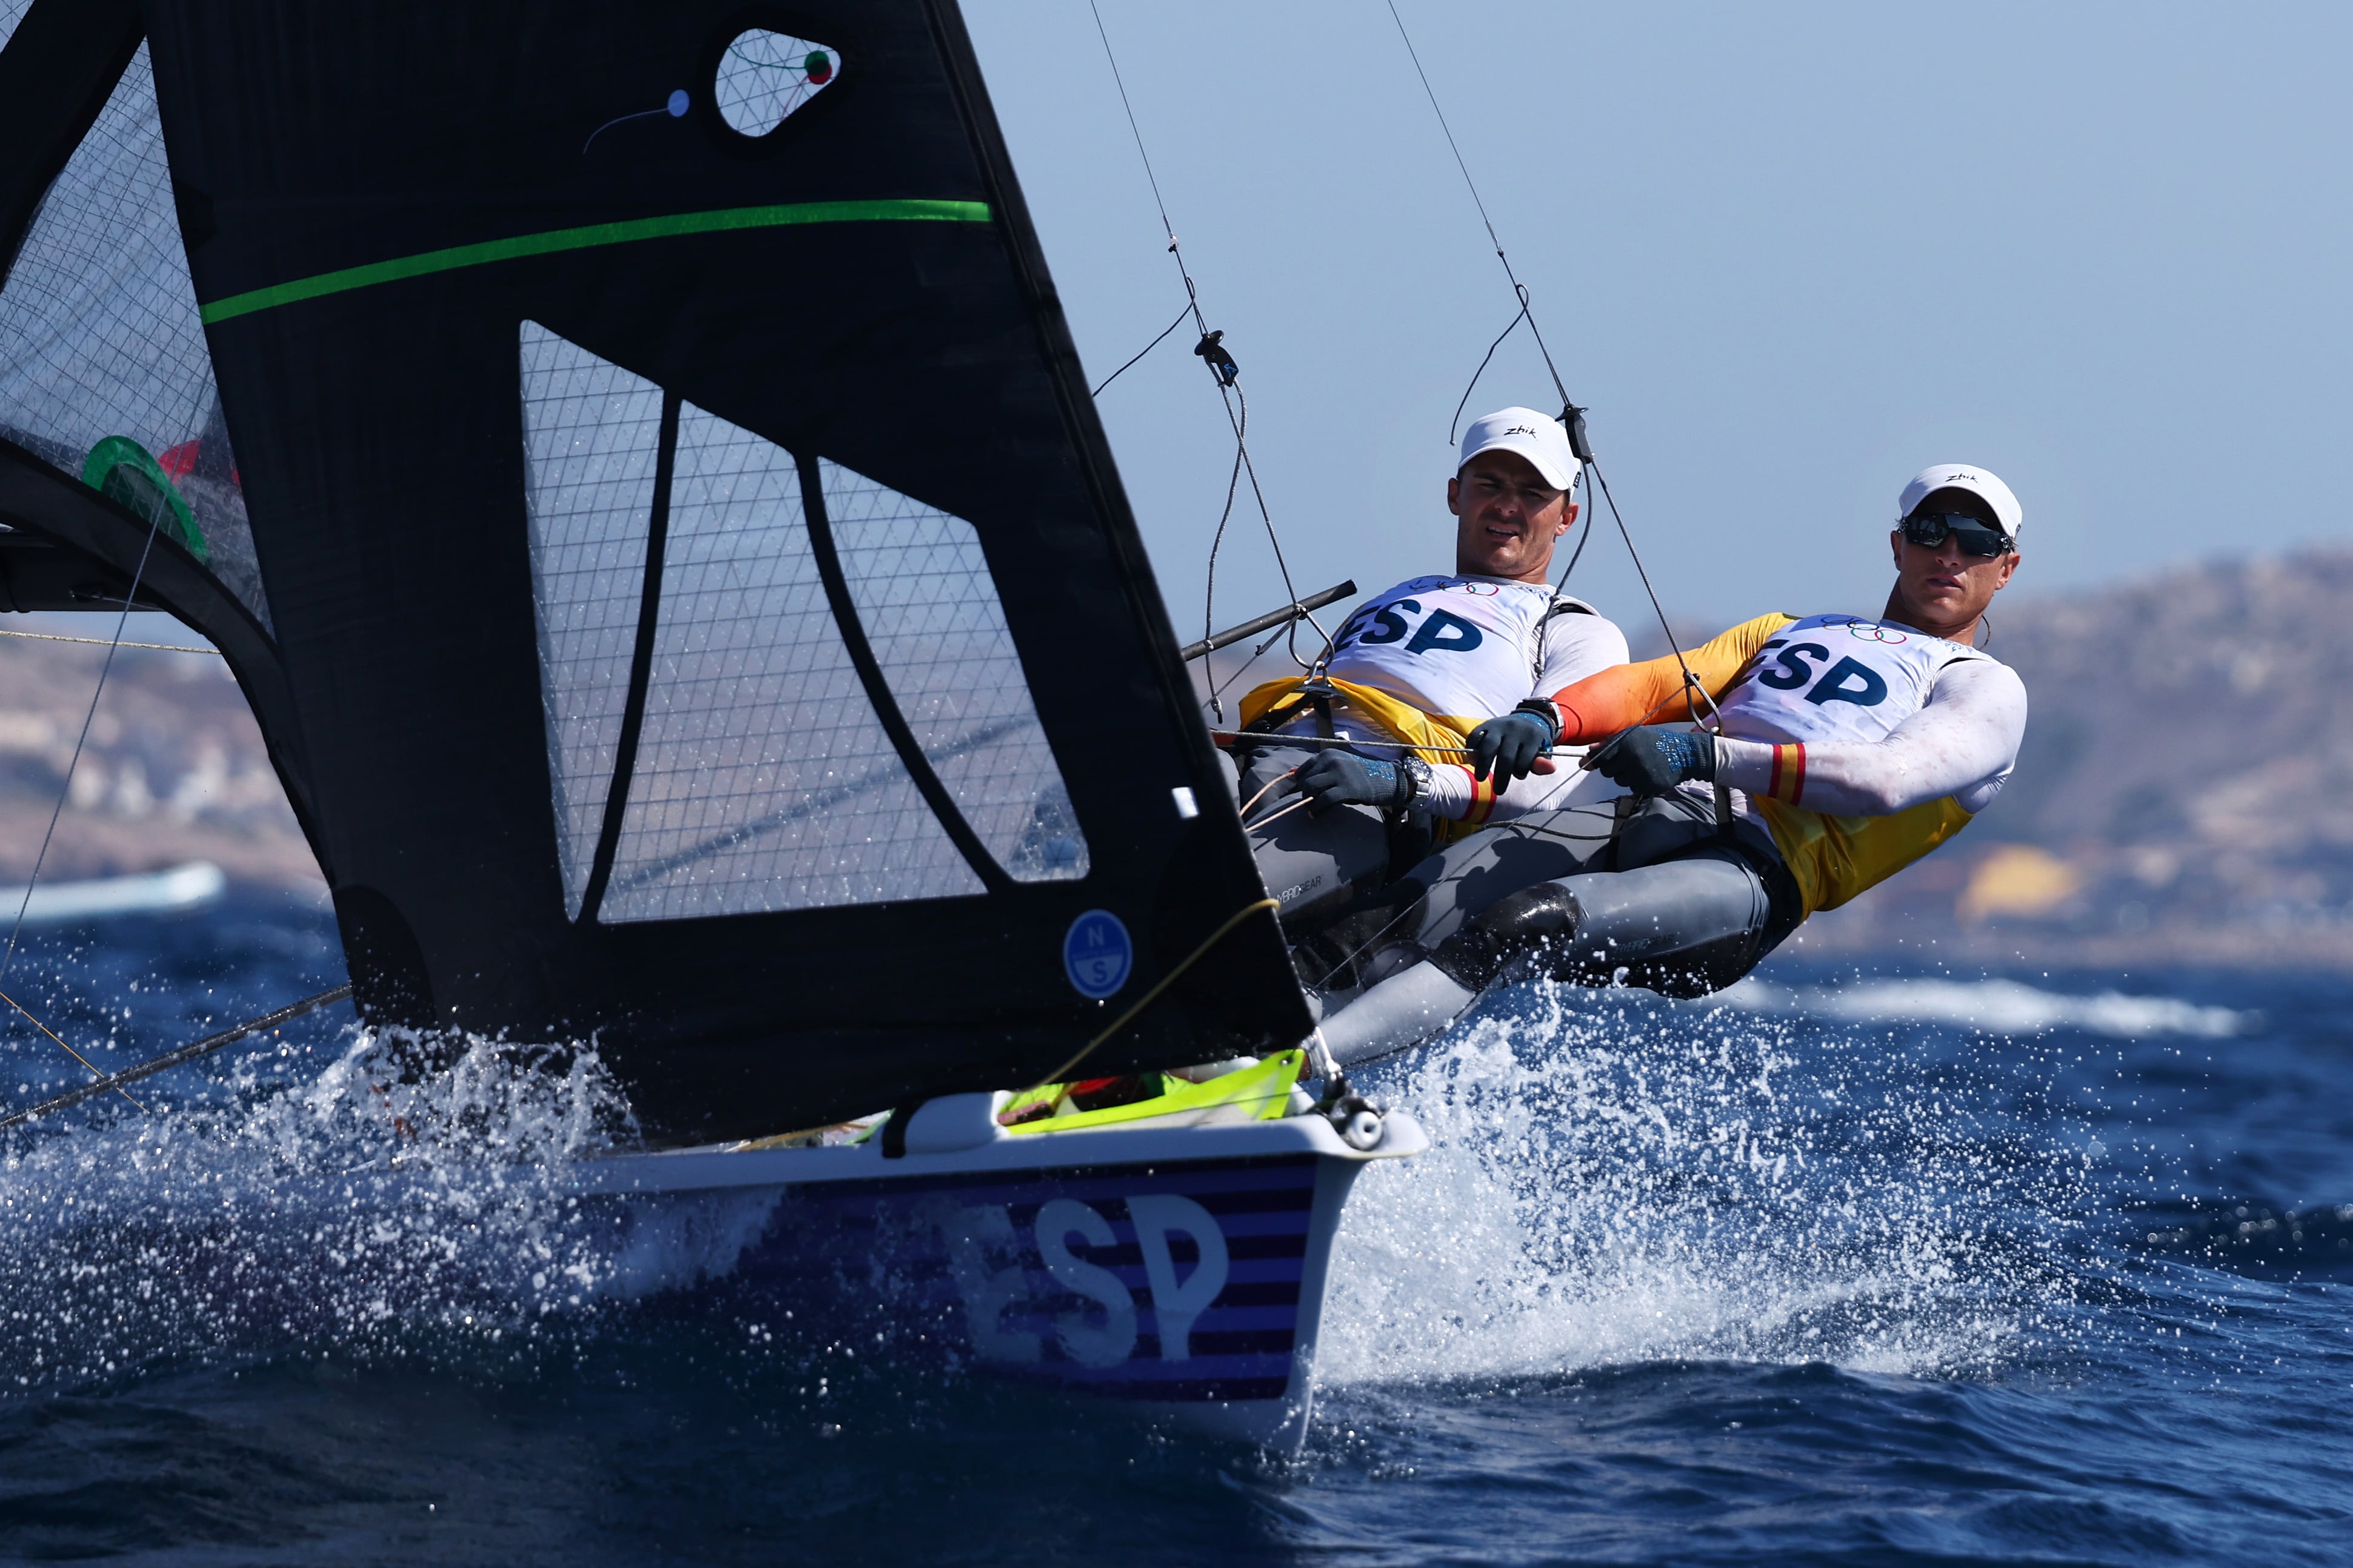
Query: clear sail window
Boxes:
[
  {"xmin": 599, "ymin": 403, "xmax": 982, "ymax": 922},
  {"xmin": 0, "ymin": 43, "xmax": 273, "ymax": 630},
  {"xmin": 517, "ymin": 322, "xmax": 665, "ymax": 919},
  {"xmin": 712, "ymin": 30, "xmax": 840, "ymax": 138},
  {"xmin": 824, "ymin": 461, "xmax": 1089, "ymax": 882}
]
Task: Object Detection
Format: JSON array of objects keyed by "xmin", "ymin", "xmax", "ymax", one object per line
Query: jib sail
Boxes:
[{"xmin": 0, "ymin": 0, "xmax": 1306, "ymax": 1140}]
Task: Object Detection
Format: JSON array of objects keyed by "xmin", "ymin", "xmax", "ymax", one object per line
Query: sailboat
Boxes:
[{"xmin": 0, "ymin": 0, "xmax": 1420, "ymax": 1443}]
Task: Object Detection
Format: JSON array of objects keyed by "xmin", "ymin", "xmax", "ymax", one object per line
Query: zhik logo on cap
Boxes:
[
  {"xmin": 1898, "ymin": 463, "xmax": 2023, "ymax": 539},
  {"xmin": 1458, "ymin": 407, "xmax": 1580, "ymax": 491}
]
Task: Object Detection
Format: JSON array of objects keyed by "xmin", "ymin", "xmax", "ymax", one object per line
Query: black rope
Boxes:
[
  {"xmin": 1090, "ymin": 301, "xmax": 1192, "ymax": 398},
  {"xmin": 1449, "ymin": 297, "xmax": 1531, "ymax": 445},
  {"xmin": 1086, "ymin": 0, "xmax": 1327, "ymax": 719}
]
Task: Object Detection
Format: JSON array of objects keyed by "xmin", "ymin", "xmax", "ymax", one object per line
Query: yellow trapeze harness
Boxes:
[{"xmin": 1572, "ymin": 613, "xmax": 1976, "ymax": 915}]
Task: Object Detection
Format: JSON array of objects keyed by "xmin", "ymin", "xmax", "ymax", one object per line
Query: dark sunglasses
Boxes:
[{"xmin": 1900, "ymin": 512, "xmax": 2012, "ymax": 559}]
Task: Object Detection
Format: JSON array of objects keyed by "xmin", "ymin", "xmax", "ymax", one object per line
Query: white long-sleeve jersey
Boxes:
[{"xmin": 1273, "ymin": 575, "xmax": 1628, "ymax": 822}]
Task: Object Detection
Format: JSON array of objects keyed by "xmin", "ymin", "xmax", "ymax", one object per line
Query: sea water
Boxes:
[{"xmin": 0, "ymin": 898, "xmax": 2348, "ymax": 1565}]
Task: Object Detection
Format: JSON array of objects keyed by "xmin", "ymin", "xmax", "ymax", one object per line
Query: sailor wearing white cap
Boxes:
[
  {"xmin": 1316, "ymin": 461, "xmax": 2032, "ymax": 1066},
  {"xmin": 1228, "ymin": 406, "xmax": 1629, "ymax": 938},
  {"xmin": 1897, "ymin": 463, "xmax": 2023, "ymax": 545}
]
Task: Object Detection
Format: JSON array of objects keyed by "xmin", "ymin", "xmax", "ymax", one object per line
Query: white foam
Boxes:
[
  {"xmin": 0, "ymin": 1025, "xmax": 751, "ymax": 1387},
  {"xmin": 1319, "ymin": 981, "xmax": 2086, "ymax": 1391},
  {"xmin": 1716, "ymin": 975, "xmax": 2246, "ymax": 1038}
]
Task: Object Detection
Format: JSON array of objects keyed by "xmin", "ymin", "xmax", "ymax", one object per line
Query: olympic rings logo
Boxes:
[{"xmin": 1846, "ymin": 623, "xmax": 1908, "ymax": 644}]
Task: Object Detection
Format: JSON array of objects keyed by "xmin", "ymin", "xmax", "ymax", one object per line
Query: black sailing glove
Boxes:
[
  {"xmin": 1296, "ymin": 750, "xmax": 1417, "ymax": 816},
  {"xmin": 1588, "ymin": 725, "xmax": 1718, "ymax": 798},
  {"xmin": 1465, "ymin": 699, "xmax": 1562, "ymax": 782}
]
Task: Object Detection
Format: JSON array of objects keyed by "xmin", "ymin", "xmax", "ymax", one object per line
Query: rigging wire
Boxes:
[
  {"xmin": 1085, "ymin": 0, "xmax": 1328, "ymax": 716},
  {"xmin": 0, "ymin": 983, "xmax": 353, "ymax": 1133},
  {"xmin": 0, "ymin": 984, "xmax": 142, "ymax": 1114},
  {"xmin": 1382, "ymin": 0, "xmax": 1711, "ymax": 728},
  {"xmin": 1382, "ymin": 0, "xmax": 1571, "ymax": 413},
  {"xmin": 0, "ymin": 628, "xmax": 218, "ymax": 655},
  {"xmin": 0, "ymin": 501, "xmax": 171, "ymax": 1110}
]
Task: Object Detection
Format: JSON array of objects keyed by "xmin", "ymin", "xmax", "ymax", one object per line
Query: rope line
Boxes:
[
  {"xmin": 0, "ymin": 512, "xmax": 167, "ymax": 999},
  {"xmin": 1203, "ymin": 592, "xmax": 1308, "ymax": 713},
  {"xmin": 0, "ymin": 983, "xmax": 353, "ymax": 1133},
  {"xmin": 1383, "ymin": 0, "xmax": 1571, "ymax": 411},
  {"xmin": 1236, "ymin": 766, "xmax": 1297, "ymax": 821},
  {"xmin": 1450, "ymin": 297, "xmax": 1532, "ymax": 445},
  {"xmin": 1090, "ymin": 301, "xmax": 1192, "ymax": 398},
  {"xmin": 1589, "ymin": 464, "xmax": 1712, "ymax": 733},
  {"xmin": 1310, "ymin": 799, "xmax": 1623, "ymax": 986},
  {"xmin": 1023, "ymin": 897, "xmax": 1282, "ymax": 1092},
  {"xmin": 1085, "ymin": 0, "xmax": 1327, "ymax": 715},
  {"xmin": 1382, "ymin": 0, "xmax": 1705, "ymax": 724},
  {"xmin": 0, "ymin": 628, "xmax": 218, "ymax": 655},
  {"xmin": 1210, "ymin": 728, "xmax": 1568, "ymax": 762},
  {"xmin": 1242, "ymin": 793, "xmax": 1313, "ymax": 834},
  {"xmin": 0, "ymin": 986, "xmax": 142, "ymax": 1112},
  {"xmin": 0, "ymin": 468, "xmax": 174, "ymax": 1103}
]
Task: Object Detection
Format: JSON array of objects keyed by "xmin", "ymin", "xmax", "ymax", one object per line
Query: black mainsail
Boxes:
[{"xmin": 0, "ymin": 0, "xmax": 1308, "ymax": 1140}]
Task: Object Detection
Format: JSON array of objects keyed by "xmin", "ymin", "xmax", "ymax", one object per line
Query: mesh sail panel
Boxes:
[
  {"xmin": 825, "ymin": 460, "xmax": 1089, "ymax": 882},
  {"xmin": 0, "ymin": 1, "xmax": 32, "ymax": 51},
  {"xmin": 713, "ymin": 29, "xmax": 840, "ymax": 137},
  {"xmin": 600, "ymin": 402, "xmax": 982, "ymax": 922},
  {"xmin": 0, "ymin": 42, "xmax": 272, "ymax": 629},
  {"xmin": 518, "ymin": 322, "xmax": 664, "ymax": 919}
]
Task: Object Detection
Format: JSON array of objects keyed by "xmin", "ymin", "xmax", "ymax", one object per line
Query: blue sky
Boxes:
[{"xmin": 966, "ymin": 1, "xmax": 2353, "ymax": 640}]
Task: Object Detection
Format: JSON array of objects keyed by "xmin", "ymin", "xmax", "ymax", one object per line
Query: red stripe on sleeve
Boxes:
[{"xmin": 1465, "ymin": 771, "xmax": 1497, "ymax": 825}]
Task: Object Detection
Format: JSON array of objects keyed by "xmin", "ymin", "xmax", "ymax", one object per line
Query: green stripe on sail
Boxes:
[{"xmin": 198, "ymin": 198, "xmax": 993, "ymax": 325}]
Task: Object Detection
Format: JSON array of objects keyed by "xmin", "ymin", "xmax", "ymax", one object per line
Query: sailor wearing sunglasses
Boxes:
[{"xmin": 1314, "ymin": 463, "xmax": 2029, "ymax": 1069}]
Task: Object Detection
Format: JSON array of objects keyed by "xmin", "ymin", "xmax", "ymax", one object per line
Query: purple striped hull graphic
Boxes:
[{"xmin": 733, "ymin": 1153, "xmax": 1328, "ymax": 1404}]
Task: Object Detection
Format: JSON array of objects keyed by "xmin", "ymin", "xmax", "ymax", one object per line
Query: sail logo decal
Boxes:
[
  {"xmin": 198, "ymin": 200, "xmax": 993, "ymax": 325},
  {"xmin": 1063, "ymin": 910, "xmax": 1133, "ymax": 999},
  {"xmin": 947, "ymin": 1196, "xmax": 1232, "ymax": 1366},
  {"xmin": 714, "ymin": 28, "xmax": 840, "ymax": 139}
]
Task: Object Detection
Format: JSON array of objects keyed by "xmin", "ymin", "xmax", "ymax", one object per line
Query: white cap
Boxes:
[
  {"xmin": 1459, "ymin": 407, "xmax": 1580, "ymax": 491},
  {"xmin": 1899, "ymin": 463, "xmax": 2023, "ymax": 540}
]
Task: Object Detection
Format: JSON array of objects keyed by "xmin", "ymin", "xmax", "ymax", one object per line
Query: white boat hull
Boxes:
[{"xmin": 570, "ymin": 1103, "xmax": 1425, "ymax": 1449}]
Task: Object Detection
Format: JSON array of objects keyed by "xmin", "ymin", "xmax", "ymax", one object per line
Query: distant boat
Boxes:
[{"xmin": 0, "ymin": 862, "xmax": 226, "ymax": 928}]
